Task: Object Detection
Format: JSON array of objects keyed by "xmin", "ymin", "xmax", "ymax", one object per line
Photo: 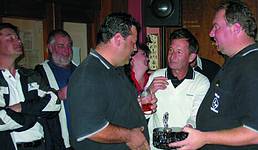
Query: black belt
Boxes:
[{"xmin": 17, "ymin": 138, "xmax": 44, "ymax": 148}]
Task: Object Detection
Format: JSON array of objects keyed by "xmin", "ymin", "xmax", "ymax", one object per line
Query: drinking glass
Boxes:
[{"xmin": 140, "ymin": 89, "xmax": 152, "ymax": 115}]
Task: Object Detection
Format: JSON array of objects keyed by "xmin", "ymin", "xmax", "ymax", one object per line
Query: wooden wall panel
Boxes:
[
  {"xmin": 0, "ymin": 0, "xmax": 46, "ymax": 19},
  {"xmin": 87, "ymin": 0, "xmax": 128, "ymax": 50}
]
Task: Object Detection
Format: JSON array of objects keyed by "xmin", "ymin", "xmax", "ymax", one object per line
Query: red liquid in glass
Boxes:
[{"xmin": 142, "ymin": 103, "xmax": 152, "ymax": 113}]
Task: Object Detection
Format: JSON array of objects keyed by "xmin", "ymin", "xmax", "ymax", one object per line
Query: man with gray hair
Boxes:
[{"xmin": 35, "ymin": 29, "xmax": 76, "ymax": 150}]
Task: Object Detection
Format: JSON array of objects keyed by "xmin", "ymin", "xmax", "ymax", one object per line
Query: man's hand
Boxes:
[
  {"xmin": 126, "ymin": 127, "xmax": 150, "ymax": 150},
  {"xmin": 58, "ymin": 85, "xmax": 68, "ymax": 100},
  {"xmin": 168, "ymin": 127, "xmax": 206, "ymax": 150},
  {"xmin": 148, "ymin": 76, "xmax": 168, "ymax": 94},
  {"xmin": 8, "ymin": 103, "xmax": 22, "ymax": 112}
]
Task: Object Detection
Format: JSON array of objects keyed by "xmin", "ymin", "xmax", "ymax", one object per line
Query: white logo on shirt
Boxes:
[
  {"xmin": 210, "ymin": 93, "xmax": 220, "ymax": 113},
  {"xmin": 28, "ymin": 82, "xmax": 39, "ymax": 91}
]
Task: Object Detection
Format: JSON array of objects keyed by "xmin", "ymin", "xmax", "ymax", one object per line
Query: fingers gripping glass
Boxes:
[{"xmin": 140, "ymin": 89, "xmax": 152, "ymax": 114}]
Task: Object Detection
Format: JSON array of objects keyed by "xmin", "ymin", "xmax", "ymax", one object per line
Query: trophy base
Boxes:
[{"xmin": 153, "ymin": 127, "xmax": 188, "ymax": 149}]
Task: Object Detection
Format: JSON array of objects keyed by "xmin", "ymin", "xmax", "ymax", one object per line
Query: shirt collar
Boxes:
[
  {"xmin": 233, "ymin": 42, "xmax": 258, "ymax": 58},
  {"xmin": 166, "ymin": 66, "xmax": 194, "ymax": 80},
  {"xmin": 89, "ymin": 49, "xmax": 114, "ymax": 69},
  {"xmin": 196, "ymin": 55, "xmax": 203, "ymax": 70},
  {"xmin": 221, "ymin": 43, "xmax": 258, "ymax": 68},
  {"xmin": 1, "ymin": 69, "xmax": 19, "ymax": 80}
]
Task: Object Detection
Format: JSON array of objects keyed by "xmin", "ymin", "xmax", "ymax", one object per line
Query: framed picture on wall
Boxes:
[{"xmin": 147, "ymin": 34, "xmax": 160, "ymax": 70}]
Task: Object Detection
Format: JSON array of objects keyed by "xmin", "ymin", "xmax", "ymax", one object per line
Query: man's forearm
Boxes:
[
  {"xmin": 204, "ymin": 126, "xmax": 258, "ymax": 146},
  {"xmin": 89, "ymin": 124, "xmax": 130, "ymax": 143}
]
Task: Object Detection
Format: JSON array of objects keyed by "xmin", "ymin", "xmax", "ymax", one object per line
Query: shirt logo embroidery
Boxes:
[
  {"xmin": 186, "ymin": 93, "xmax": 194, "ymax": 97},
  {"xmin": 210, "ymin": 93, "xmax": 220, "ymax": 113},
  {"xmin": 28, "ymin": 82, "xmax": 39, "ymax": 91}
]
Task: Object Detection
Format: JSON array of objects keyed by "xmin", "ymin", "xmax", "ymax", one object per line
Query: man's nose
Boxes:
[
  {"xmin": 133, "ymin": 45, "xmax": 137, "ymax": 52},
  {"xmin": 171, "ymin": 52, "xmax": 177, "ymax": 60},
  {"xmin": 209, "ymin": 29, "xmax": 215, "ymax": 37}
]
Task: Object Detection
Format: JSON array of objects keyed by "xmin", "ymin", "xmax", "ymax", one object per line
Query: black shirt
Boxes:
[
  {"xmin": 196, "ymin": 43, "xmax": 258, "ymax": 150},
  {"xmin": 68, "ymin": 49, "xmax": 149, "ymax": 150}
]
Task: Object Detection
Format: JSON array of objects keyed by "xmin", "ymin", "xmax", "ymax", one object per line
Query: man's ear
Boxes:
[
  {"xmin": 232, "ymin": 23, "xmax": 241, "ymax": 34},
  {"xmin": 47, "ymin": 44, "xmax": 53, "ymax": 53},
  {"xmin": 111, "ymin": 33, "xmax": 123, "ymax": 47},
  {"xmin": 189, "ymin": 53, "xmax": 197, "ymax": 63}
]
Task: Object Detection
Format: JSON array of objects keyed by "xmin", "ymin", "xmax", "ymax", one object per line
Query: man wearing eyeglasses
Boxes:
[
  {"xmin": 0, "ymin": 23, "xmax": 61, "ymax": 150},
  {"xmin": 35, "ymin": 29, "xmax": 77, "ymax": 150}
]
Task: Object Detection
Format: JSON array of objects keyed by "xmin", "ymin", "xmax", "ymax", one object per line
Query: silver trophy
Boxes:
[{"xmin": 153, "ymin": 112, "xmax": 188, "ymax": 149}]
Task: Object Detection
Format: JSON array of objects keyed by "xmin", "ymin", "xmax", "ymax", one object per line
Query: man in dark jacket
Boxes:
[
  {"xmin": 35, "ymin": 29, "xmax": 76, "ymax": 150},
  {"xmin": 0, "ymin": 23, "xmax": 61, "ymax": 150}
]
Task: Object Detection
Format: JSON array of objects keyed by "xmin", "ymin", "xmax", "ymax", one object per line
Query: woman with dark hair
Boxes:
[{"xmin": 126, "ymin": 43, "xmax": 151, "ymax": 94}]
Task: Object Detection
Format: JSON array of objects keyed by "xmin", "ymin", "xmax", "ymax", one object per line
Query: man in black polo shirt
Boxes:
[
  {"xmin": 67, "ymin": 13, "xmax": 157, "ymax": 150},
  {"xmin": 169, "ymin": 1, "xmax": 258, "ymax": 149}
]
